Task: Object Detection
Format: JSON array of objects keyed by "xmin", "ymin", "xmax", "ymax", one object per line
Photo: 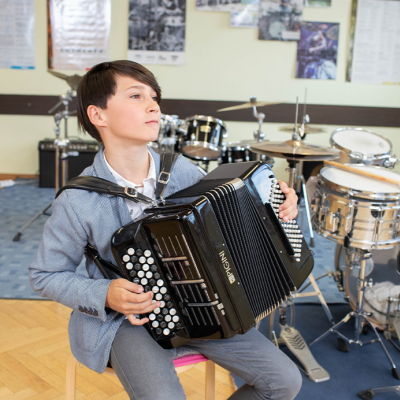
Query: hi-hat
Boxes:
[
  {"xmin": 279, "ymin": 125, "xmax": 326, "ymax": 134},
  {"xmin": 217, "ymin": 101, "xmax": 283, "ymax": 112},
  {"xmin": 48, "ymin": 70, "xmax": 83, "ymax": 91},
  {"xmin": 250, "ymin": 140, "xmax": 341, "ymax": 161}
]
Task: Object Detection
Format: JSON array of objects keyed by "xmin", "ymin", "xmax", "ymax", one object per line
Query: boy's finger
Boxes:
[{"xmin": 126, "ymin": 314, "xmax": 149, "ymax": 326}]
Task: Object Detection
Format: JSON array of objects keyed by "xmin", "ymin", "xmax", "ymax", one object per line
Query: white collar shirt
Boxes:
[{"xmin": 103, "ymin": 150, "xmax": 156, "ymax": 221}]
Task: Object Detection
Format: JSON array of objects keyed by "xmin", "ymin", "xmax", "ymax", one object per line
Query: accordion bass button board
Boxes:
[{"xmin": 111, "ymin": 161, "xmax": 314, "ymax": 349}]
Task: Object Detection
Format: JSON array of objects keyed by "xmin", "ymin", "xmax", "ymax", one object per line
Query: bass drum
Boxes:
[{"xmin": 335, "ymin": 244, "xmax": 400, "ymax": 329}]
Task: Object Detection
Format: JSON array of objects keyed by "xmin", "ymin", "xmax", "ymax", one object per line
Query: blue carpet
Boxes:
[
  {"xmin": 233, "ymin": 304, "xmax": 400, "ymax": 399},
  {"xmin": 0, "ymin": 180, "xmax": 86, "ymax": 299}
]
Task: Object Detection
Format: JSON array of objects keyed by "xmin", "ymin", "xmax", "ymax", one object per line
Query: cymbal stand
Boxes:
[
  {"xmin": 264, "ymin": 98, "xmax": 333, "ymax": 382},
  {"xmin": 309, "ymin": 248, "xmax": 400, "ymax": 380},
  {"xmin": 12, "ymin": 90, "xmax": 74, "ymax": 242}
]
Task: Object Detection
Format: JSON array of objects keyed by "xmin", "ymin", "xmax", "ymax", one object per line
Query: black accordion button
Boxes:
[
  {"xmin": 149, "ymin": 279, "xmax": 156, "ymax": 286},
  {"xmin": 176, "ymin": 323, "xmax": 183, "ymax": 329},
  {"xmin": 136, "ymin": 249, "xmax": 143, "ymax": 257},
  {"xmin": 157, "ymin": 315, "xmax": 163, "ymax": 322},
  {"xmin": 150, "ymin": 265, "xmax": 158, "ymax": 272},
  {"xmin": 134, "ymin": 263, "xmax": 141, "ymax": 271},
  {"xmin": 155, "ymin": 328, "xmax": 162, "ymax": 335},
  {"xmin": 166, "ymin": 301, "xmax": 173, "ymax": 309},
  {"xmin": 133, "ymin": 278, "xmax": 140, "ymax": 284},
  {"xmin": 162, "ymin": 308, "xmax": 168, "ymax": 315},
  {"xmin": 144, "ymin": 286, "xmax": 151, "ymax": 292},
  {"xmin": 130, "ymin": 256, "xmax": 138, "ymax": 263},
  {"xmin": 163, "ymin": 294, "xmax": 170, "ymax": 301},
  {"xmin": 160, "ymin": 321, "xmax": 167, "ymax": 328},
  {"xmin": 129, "ymin": 270, "xmax": 137, "ymax": 278},
  {"xmin": 154, "ymin": 273, "xmax": 161, "ymax": 280}
]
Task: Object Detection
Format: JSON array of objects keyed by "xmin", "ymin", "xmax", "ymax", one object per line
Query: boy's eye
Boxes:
[{"xmin": 130, "ymin": 94, "xmax": 140, "ymax": 99}]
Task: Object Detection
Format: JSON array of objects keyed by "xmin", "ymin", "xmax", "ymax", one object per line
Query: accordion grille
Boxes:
[{"xmin": 204, "ymin": 183, "xmax": 294, "ymax": 320}]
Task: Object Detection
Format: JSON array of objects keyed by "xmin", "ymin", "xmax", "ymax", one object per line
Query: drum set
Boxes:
[
  {"xmin": 149, "ymin": 97, "xmax": 275, "ymax": 172},
  {"xmin": 162, "ymin": 96, "xmax": 400, "ymax": 384}
]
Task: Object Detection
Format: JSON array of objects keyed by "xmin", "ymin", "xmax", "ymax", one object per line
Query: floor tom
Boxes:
[{"xmin": 220, "ymin": 140, "xmax": 274, "ymax": 166}]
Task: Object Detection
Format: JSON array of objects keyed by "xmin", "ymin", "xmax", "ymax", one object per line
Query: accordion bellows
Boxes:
[{"xmin": 111, "ymin": 161, "xmax": 314, "ymax": 348}]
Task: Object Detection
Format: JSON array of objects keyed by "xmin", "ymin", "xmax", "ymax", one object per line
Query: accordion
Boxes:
[{"xmin": 111, "ymin": 161, "xmax": 314, "ymax": 348}]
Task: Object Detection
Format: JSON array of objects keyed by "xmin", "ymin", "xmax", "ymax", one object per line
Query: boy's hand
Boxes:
[
  {"xmin": 277, "ymin": 181, "xmax": 298, "ymax": 222},
  {"xmin": 105, "ymin": 279, "xmax": 160, "ymax": 325}
]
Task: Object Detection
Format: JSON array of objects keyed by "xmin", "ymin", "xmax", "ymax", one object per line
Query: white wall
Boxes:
[{"xmin": 0, "ymin": 0, "xmax": 399, "ymax": 181}]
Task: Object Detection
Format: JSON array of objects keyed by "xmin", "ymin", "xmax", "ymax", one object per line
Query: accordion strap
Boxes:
[{"xmin": 156, "ymin": 152, "xmax": 178, "ymax": 202}]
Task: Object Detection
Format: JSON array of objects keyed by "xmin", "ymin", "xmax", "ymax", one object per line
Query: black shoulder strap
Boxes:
[
  {"xmin": 56, "ymin": 175, "xmax": 154, "ymax": 204},
  {"xmin": 156, "ymin": 152, "xmax": 179, "ymax": 201}
]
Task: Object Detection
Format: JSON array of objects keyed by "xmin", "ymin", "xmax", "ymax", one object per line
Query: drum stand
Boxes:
[
  {"xmin": 266, "ymin": 143, "xmax": 333, "ymax": 383},
  {"xmin": 13, "ymin": 91, "xmax": 74, "ymax": 241},
  {"xmin": 309, "ymin": 248, "xmax": 400, "ymax": 380}
]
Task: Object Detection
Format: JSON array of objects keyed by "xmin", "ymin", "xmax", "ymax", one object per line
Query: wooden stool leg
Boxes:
[
  {"xmin": 205, "ymin": 360, "xmax": 215, "ymax": 400},
  {"xmin": 66, "ymin": 355, "xmax": 78, "ymax": 400}
]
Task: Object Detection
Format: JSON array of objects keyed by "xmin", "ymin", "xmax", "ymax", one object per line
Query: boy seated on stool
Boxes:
[{"xmin": 29, "ymin": 60, "xmax": 302, "ymax": 400}]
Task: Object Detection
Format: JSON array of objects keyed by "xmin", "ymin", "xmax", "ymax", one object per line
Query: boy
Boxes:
[{"xmin": 29, "ymin": 60, "xmax": 302, "ymax": 400}]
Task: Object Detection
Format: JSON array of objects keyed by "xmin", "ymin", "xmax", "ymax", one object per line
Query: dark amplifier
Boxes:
[{"xmin": 38, "ymin": 139, "xmax": 100, "ymax": 188}]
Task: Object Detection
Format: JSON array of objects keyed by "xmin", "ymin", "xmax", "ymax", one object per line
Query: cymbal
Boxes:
[
  {"xmin": 217, "ymin": 101, "xmax": 283, "ymax": 112},
  {"xmin": 48, "ymin": 70, "xmax": 83, "ymax": 91},
  {"xmin": 279, "ymin": 125, "xmax": 326, "ymax": 134},
  {"xmin": 250, "ymin": 140, "xmax": 341, "ymax": 161}
]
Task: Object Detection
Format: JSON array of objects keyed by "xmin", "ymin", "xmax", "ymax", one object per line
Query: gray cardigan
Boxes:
[{"xmin": 29, "ymin": 147, "xmax": 204, "ymax": 373}]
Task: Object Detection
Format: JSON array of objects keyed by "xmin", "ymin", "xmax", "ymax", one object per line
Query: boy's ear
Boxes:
[{"xmin": 87, "ymin": 105, "xmax": 107, "ymax": 128}]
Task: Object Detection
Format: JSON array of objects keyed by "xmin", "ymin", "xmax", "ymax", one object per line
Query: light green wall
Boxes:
[{"xmin": 1, "ymin": 0, "xmax": 399, "ymax": 181}]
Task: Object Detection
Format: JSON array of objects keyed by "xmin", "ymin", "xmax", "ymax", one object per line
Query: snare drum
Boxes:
[
  {"xmin": 312, "ymin": 165, "xmax": 400, "ymax": 250},
  {"xmin": 180, "ymin": 115, "xmax": 227, "ymax": 160},
  {"xmin": 331, "ymin": 127, "xmax": 397, "ymax": 168},
  {"xmin": 220, "ymin": 140, "xmax": 274, "ymax": 166}
]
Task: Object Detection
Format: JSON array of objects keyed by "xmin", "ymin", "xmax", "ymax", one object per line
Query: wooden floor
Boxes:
[{"xmin": 0, "ymin": 300, "xmax": 236, "ymax": 400}]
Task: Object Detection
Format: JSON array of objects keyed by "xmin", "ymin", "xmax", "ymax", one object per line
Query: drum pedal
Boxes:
[
  {"xmin": 337, "ymin": 337, "xmax": 349, "ymax": 352},
  {"xmin": 279, "ymin": 324, "xmax": 330, "ymax": 383},
  {"xmin": 357, "ymin": 389, "xmax": 375, "ymax": 400}
]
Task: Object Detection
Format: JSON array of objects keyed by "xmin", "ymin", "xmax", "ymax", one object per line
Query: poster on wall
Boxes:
[
  {"xmin": 48, "ymin": 0, "xmax": 111, "ymax": 70},
  {"xmin": 196, "ymin": 0, "xmax": 243, "ymax": 12},
  {"xmin": 0, "ymin": 0, "xmax": 35, "ymax": 69},
  {"xmin": 258, "ymin": 0, "xmax": 303, "ymax": 41},
  {"xmin": 128, "ymin": 0, "xmax": 186, "ymax": 65},
  {"xmin": 296, "ymin": 22, "xmax": 339, "ymax": 79},
  {"xmin": 347, "ymin": 0, "xmax": 400, "ymax": 84},
  {"xmin": 304, "ymin": 0, "xmax": 331, "ymax": 7},
  {"xmin": 230, "ymin": 1, "xmax": 259, "ymax": 28}
]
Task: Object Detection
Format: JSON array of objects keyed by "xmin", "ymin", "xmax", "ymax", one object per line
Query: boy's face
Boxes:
[{"xmin": 99, "ymin": 75, "xmax": 161, "ymax": 144}]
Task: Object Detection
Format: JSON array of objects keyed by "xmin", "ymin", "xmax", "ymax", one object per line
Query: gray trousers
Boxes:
[{"xmin": 110, "ymin": 320, "xmax": 302, "ymax": 400}]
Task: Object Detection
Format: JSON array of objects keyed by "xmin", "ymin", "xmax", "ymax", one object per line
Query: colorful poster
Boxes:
[
  {"xmin": 230, "ymin": 1, "xmax": 259, "ymax": 28},
  {"xmin": 348, "ymin": 0, "xmax": 400, "ymax": 84},
  {"xmin": 0, "ymin": 0, "xmax": 35, "ymax": 69},
  {"xmin": 128, "ymin": 0, "xmax": 186, "ymax": 65},
  {"xmin": 258, "ymin": 0, "xmax": 303, "ymax": 41},
  {"xmin": 48, "ymin": 0, "xmax": 111, "ymax": 71},
  {"xmin": 296, "ymin": 22, "xmax": 339, "ymax": 79}
]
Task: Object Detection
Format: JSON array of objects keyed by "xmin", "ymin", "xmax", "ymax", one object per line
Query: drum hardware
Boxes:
[
  {"xmin": 384, "ymin": 297, "xmax": 400, "ymax": 352},
  {"xmin": 331, "ymin": 127, "xmax": 398, "ymax": 169},
  {"xmin": 13, "ymin": 75, "xmax": 77, "ymax": 242},
  {"xmin": 262, "ymin": 98, "xmax": 333, "ymax": 383},
  {"xmin": 158, "ymin": 114, "xmax": 184, "ymax": 153},
  {"xmin": 310, "ymin": 246, "xmax": 400, "ymax": 379}
]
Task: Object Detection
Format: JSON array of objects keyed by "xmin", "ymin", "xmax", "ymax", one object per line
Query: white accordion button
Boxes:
[
  {"xmin": 147, "ymin": 257, "xmax": 154, "ymax": 265},
  {"xmin": 168, "ymin": 322, "xmax": 175, "ymax": 329},
  {"xmin": 149, "ymin": 313, "xmax": 156, "ymax": 321},
  {"xmin": 170, "ymin": 308, "xmax": 177, "ymax": 316},
  {"xmin": 155, "ymin": 293, "xmax": 162, "ymax": 300},
  {"xmin": 139, "ymin": 256, "xmax": 146, "ymax": 264},
  {"xmin": 160, "ymin": 301, "xmax": 166, "ymax": 308},
  {"xmin": 154, "ymin": 307, "xmax": 161, "ymax": 314},
  {"xmin": 165, "ymin": 315, "xmax": 171, "ymax": 322},
  {"xmin": 152, "ymin": 321, "xmax": 159, "ymax": 328},
  {"xmin": 141, "ymin": 278, "xmax": 148, "ymax": 285},
  {"xmin": 160, "ymin": 287, "xmax": 167, "ymax": 294},
  {"xmin": 146, "ymin": 271, "xmax": 153, "ymax": 279},
  {"xmin": 127, "ymin": 248, "xmax": 135, "ymax": 255},
  {"xmin": 122, "ymin": 255, "xmax": 130, "ymax": 262},
  {"xmin": 126, "ymin": 262, "xmax": 133, "ymax": 270},
  {"xmin": 163, "ymin": 328, "xmax": 170, "ymax": 335},
  {"xmin": 152, "ymin": 286, "xmax": 160, "ymax": 293},
  {"xmin": 137, "ymin": 271, "xmax": 145, "ymax": 278},
  {"xmin": 157, "ymin": 279, "xmax": 164, "ymax": 287},
  {"xmin": 144, "ymin": 250, "xmax": 151, "ymax": 257},
  {"xmin": 142, "ymin": 264, "xmax": 150, "ymax": 271},
  {"xmin": 172, "ymin": 316, "xmax": 179, "ymax": 322}
]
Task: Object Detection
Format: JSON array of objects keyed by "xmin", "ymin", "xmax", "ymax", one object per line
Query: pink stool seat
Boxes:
[{"xmin": 173, "ymin": 354, "xmax": 209, "ymax": 368}]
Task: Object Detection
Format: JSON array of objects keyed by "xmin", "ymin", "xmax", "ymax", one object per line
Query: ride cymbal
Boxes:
[
  {"xmin": 48, "ymin": 70, "xmax": 83, "ymax": 91},
  {"xmin": 217, "ymin": 101, "xmax": 283, "ymax": 112},
  {"xmin": 250, "ymin": 140, "xmax": 341, "ymax": 161}
]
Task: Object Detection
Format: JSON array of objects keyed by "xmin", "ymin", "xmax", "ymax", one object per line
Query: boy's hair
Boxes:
[{"xmin": 76, "ymin": 60, "xmax": 162, "ymax": 143}]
